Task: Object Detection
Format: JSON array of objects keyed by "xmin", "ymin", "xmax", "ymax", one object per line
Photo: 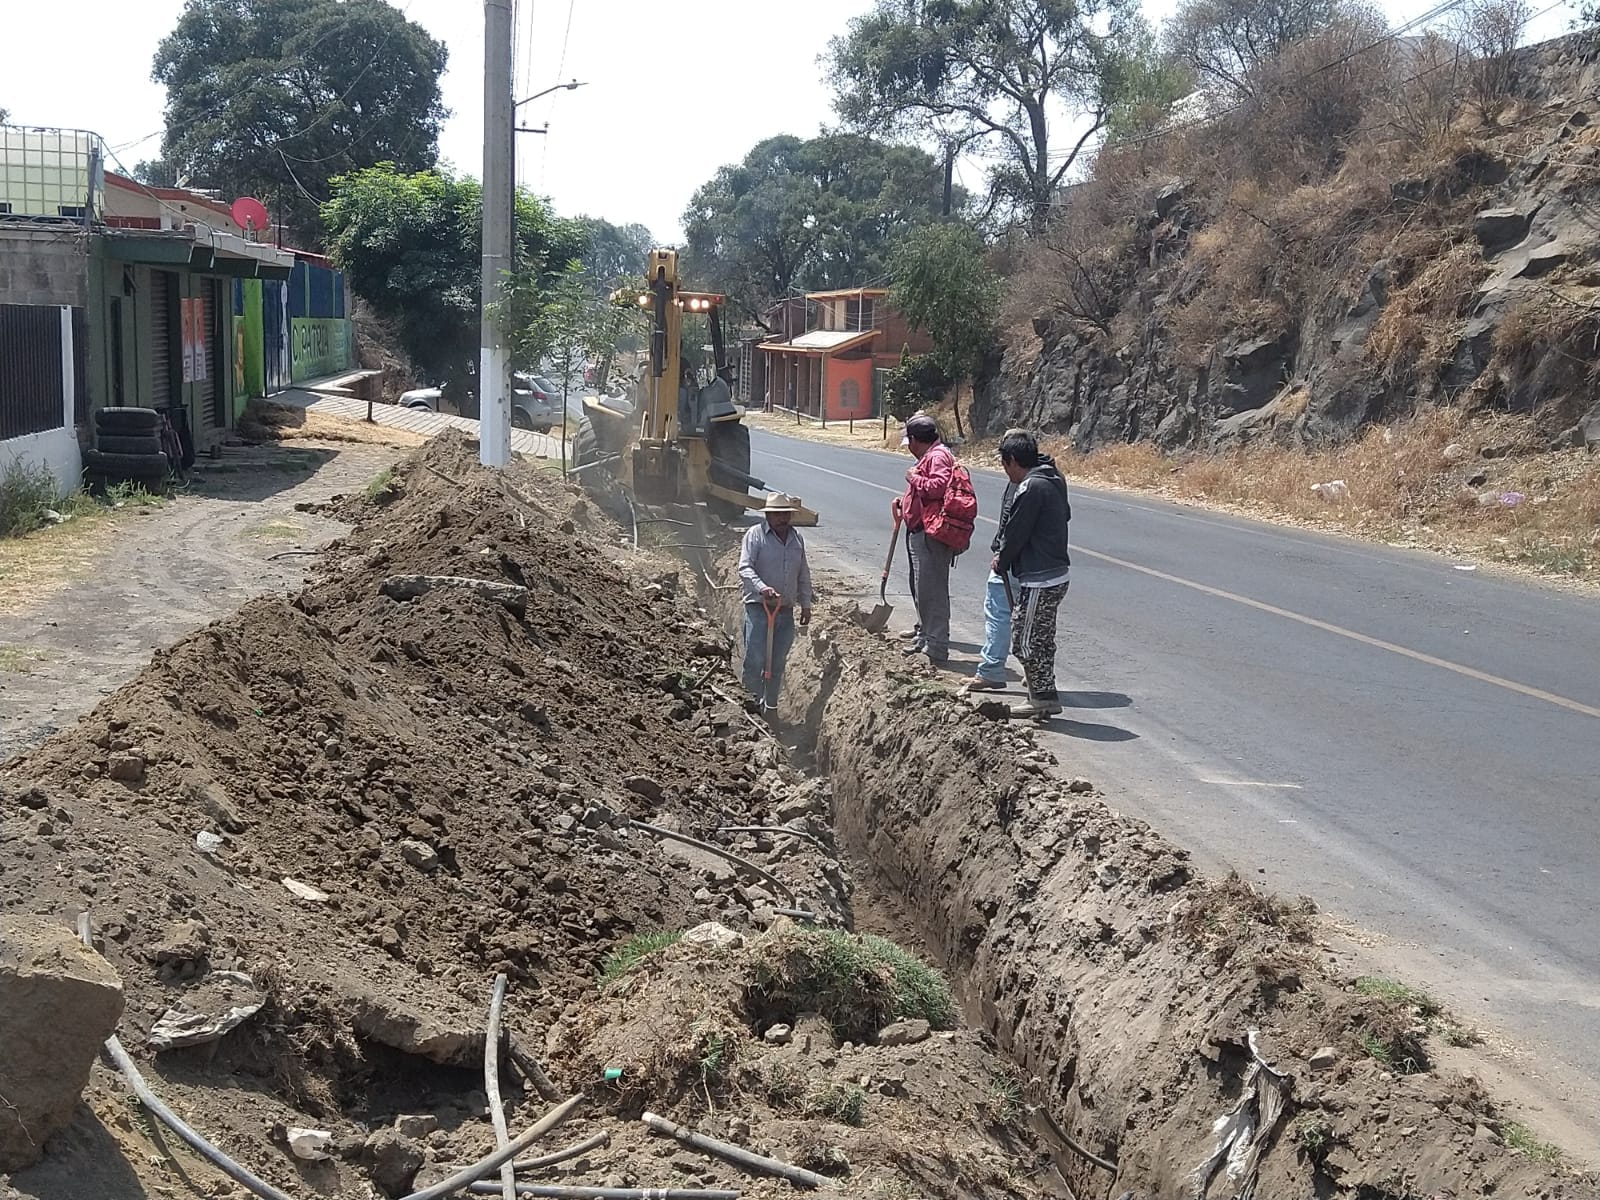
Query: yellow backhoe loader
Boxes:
[{"xmin": 573, "ymin": 249, "xmax": 818, "ymax": 526}]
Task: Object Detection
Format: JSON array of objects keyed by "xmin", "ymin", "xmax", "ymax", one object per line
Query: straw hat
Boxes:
[{"xmin": 763, "ymin": 492, "xmax": 802, "ymax": 513}]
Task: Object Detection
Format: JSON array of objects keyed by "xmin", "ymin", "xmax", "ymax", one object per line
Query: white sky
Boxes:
[{"xmin": 2, "ymin": 0, "xmax": 1579, "ymax": 243}]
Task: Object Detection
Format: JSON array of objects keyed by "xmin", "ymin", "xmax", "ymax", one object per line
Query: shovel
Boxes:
[
  {"xmin": 862, "ymin": 511, "xmax": 903, "ymax": 633},
  {"xmin": 762, "ymin": 593, "xmax": 782, "ymax": 710}
]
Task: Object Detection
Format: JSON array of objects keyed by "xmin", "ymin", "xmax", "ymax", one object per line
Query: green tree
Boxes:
[
  {"xmin": 132, "ymin": 158, "xmax": 180, "ymax": 188},
  {"xmin": 828, "ymin": 0, "xmax": 1150, "ymax": 229},
  {"xmin": 888, "ymin": 222, "xmax": 1000, "ymax": 434},
  {"xmin": 153, "ymin": 0, "xmax": 447, "ymax": 240},
  {"xmin": 320, "ymin": 164, "xmax": 584, "ymax": 392},
  {"xmin": 682, "ymin": 133, "xmax": 951, "ymax": 324},
  {"xmin": 501, "ymin": 264, "xmax": 632, "ymax": 468},
  {"xmin": 1104, "ymin": 31, "xmax": 1196, "ymax": 141},
  {"xmin": 575, "ymin": 217, "xmax": 655, "ymax": 290},
  {"xmin": 1164, "ymin": 0, "xmax": 1375, "ymax": 98}
]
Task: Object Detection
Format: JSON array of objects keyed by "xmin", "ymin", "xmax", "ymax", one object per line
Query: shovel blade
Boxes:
[{"xmin": 861, "ymin": 602, "xmax": 893, "ymax": 633}]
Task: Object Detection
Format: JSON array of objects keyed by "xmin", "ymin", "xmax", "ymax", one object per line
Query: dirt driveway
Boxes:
[{"xmin": 0, "ymin": 439, "xmax": 403, "ymax": 758}]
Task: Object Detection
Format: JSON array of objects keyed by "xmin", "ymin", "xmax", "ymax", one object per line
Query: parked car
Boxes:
[{"xmin": 398, "ymin": 372, "xmax": 559, "ymax": 433}]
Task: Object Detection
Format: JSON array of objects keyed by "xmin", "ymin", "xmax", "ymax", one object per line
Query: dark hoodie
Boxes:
[{"xmin": 994, "ymin": 455, "xmax": 1071, "ymax": 586}]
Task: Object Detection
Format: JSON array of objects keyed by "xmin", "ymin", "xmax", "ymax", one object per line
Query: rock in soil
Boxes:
[
  {"xmin": 0, "ymin": 916, "xmax": 124, "ymax": 1170},
  {"xmin": 362, "ymin": 1127, "xmax": 424, "ymax": 1197},
  {"xmin": 876, "ymin": 1018, "xmax": 931, "ymax": 1047},
  {"xmin": 3, "ymin": 432, "xmax": 1011, "ymax": 1197}
]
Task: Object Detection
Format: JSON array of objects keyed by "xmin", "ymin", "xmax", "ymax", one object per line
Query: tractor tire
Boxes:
[
  {"xmin": 572, "ymin": 412, "xmax": 601, "ymax": 470},
  {"xmin": 94, "ymin": 407, "xmax": 161, "ymax": 435},
  {"xmin": 83, "ymin": 449, "xmax": 169, "ymax": 484},
  {"xmin": 96, "ymin": 434, "xmax": 163, "ymax": 456},
  {"xmin": 705, "ymin": 420, "xmax": 753, "ymax": 522}
]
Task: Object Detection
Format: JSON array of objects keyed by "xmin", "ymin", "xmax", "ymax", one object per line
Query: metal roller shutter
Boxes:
[
  {"xmin": 150, "ymin": 270, "xmax": 173, "ymax": 409},
  {"xmin": 196, "ymin": 282, "xmax": 220, "ymax": 434}
]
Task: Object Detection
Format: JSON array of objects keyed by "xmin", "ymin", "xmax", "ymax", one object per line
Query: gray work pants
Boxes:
[{"xmin": 907, "ymin": 529, "xmax": 954, "ymax": 661}]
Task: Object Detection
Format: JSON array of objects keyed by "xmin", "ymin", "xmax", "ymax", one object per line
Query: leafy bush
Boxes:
[
  {"xmin": 883, "ymin": 354, "xmax": 953, "ymax": 421},
  {"xmin": 0, "ymin": 461, "xmax": 61, "ymax": 538},
  {"xmin": 750, "ymin": 928, "xmax": 956, "ymax": 1040}
]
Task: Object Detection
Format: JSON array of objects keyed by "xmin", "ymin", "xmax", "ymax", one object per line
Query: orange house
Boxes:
[{"xmin": 760, "ymin": 287, "xmax": 933, "ymax": 421}]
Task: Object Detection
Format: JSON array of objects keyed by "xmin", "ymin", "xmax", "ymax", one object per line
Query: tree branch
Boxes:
[{"xmin": 1048, "ymin": 113, "xmax": 1106, "ymax": 189}]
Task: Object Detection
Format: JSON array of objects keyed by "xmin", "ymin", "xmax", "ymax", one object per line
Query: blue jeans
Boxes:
[
  {"xmin": 743, "ymin": 603, "xmax": 797, "ymax": 708},
  {"xmin": 977, "ymin": 571, "xmax": 1015, "ymax": 682}
]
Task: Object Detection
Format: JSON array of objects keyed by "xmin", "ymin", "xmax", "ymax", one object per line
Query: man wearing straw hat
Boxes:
[{"xmin": 737, "ymin": 492, "xmax": 814, "ymax": 712}]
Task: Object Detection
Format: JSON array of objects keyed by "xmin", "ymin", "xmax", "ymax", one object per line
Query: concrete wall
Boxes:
[
  {"xmin": 0, "ymin": 428, "xmax": 82, "ymax": 498},
  {"xmin": 0, "ymin": 228, "xmax": 88, "ymax": 307}
]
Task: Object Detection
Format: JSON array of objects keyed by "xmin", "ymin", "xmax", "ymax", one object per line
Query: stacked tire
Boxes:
[{"xmin": 85, "ymin": 408, "xmax": 170, "ymax": 489}]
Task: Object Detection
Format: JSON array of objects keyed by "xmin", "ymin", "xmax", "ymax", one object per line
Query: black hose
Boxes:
[
  {"xmin": 627, "ymin": 819, "xmax": 796, "ymax": 907},
  {"xmin": 470, "ymin": 1185, "xmax": 739, "ymax": 1200},
  {"xmin": 76, "ymin": 914, "xmax": 297, "ymax": 1200}
]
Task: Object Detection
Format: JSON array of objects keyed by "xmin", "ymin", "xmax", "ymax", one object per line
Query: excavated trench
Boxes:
[
  {"xmin": 690, "ymin": 546, "xmax": 1595, "ymax": 1200},
  {"xmin": 0, "ymin": 430, "xmax": 1587, "ymax": 1200}
]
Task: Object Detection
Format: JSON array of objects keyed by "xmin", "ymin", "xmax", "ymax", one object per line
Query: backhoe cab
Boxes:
[{"xmin": 575, "ymin": 249, "xmax": 817, "ymax": 526}]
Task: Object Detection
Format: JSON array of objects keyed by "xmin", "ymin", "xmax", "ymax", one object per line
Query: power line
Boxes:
[
  {"xmin": 267, "ymin": 0, "xmax": 417, "ymax": 148},
  {"xmin": 99, "ymin": 140, "xmax": 220, "ymax": 251},
  {"xmin": 516, "ymin": 0, "xmax": 539, "ymax": 189},
  {"xmin": 555, "ymin": 0, "xmax": 576, "ymax": 81},
  {"xmin": 277, "ymin": 148, "xmax": 325, "ymax": 207},
  {"xmin": 1093, "ymin": 0, "xmax": 1556, "ymax": 157}
]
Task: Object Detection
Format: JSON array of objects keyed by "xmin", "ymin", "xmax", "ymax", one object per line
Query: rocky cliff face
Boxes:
[{"xmin": 978, "ymin": 33, "xmax": 1600, "ymax": 455}]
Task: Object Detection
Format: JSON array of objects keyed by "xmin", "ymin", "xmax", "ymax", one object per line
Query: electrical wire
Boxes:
[
  {"xmin": 555, "ymin": 0, "xmax": 576, "ymax": 82},
  {"xmin": 276, "ymin": 147, "xmax": 325, "ymax": 206},
  {"xmin": 1092, "ymin": 0, "xmax": 1558, "ymax": 157},
  {"xmin": 99, "ymin": 140, "xmax": 221, "ymax": 253},
  {"xmin": 516, "ymin": 0, "xmax": 539, "ymax": 189},
  {"xmin": 266, "ymin": 0, "xmax": 417, "ymax": 148}
]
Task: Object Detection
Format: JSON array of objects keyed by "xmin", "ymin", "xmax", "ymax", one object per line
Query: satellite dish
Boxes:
[{"xmin": 231, "ymin": 196, "xmax": 271, "ymax": 236}]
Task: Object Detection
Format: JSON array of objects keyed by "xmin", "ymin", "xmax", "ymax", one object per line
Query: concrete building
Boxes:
[
  {"xmin": 1, "ymin": 124, "xmax": 354, "ymax": 495},
  {"xmin": 759, "ymin": 287, "xmax": 933, "ymax": 422}
]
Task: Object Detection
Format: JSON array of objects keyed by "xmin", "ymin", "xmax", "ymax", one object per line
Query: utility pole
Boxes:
[{"xmin": 479, "ymin": 0, "xmax": 514, "ymax": 468}]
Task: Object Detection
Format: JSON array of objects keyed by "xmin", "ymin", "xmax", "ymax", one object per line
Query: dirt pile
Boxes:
[
  {"xmin": 748, "ymin": 601, "xmax": 1597, "ymax": 1199},
  {"xmin": 0, "ymin": 431, "xmax": 1044, "ymax": 1199}
]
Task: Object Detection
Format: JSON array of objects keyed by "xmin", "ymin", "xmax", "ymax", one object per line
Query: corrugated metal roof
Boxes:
[
  {"xmin": 762, "ymin": 329, "xmax": 879, "ymax": 354},
  {"xmin": 804, "ymin": 287, "xmax": 890, "ymax": 301}
]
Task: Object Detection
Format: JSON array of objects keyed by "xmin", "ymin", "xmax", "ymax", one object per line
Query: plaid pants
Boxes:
[{"xmin": 1011, "ymin": 582, "xmax": 1069, "ymax": 701}]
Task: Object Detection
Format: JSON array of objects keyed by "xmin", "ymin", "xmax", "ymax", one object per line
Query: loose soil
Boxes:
[
  {"xmin": 746, "ymin": 584, "xmax": 1598, "ymax": 1199},
  {"xmin": 0, "ymin": 440, "xmax": 405, "ymax": 758},
  {"xmin": 0, "ymin": 431, "xmax": 1047, "ymax": 1200},
  {"xmin": 2, "ymin": 425, "xmax": 1592, "ymax": 1200}
]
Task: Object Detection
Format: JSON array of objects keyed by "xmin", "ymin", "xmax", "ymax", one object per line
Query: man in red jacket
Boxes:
[{"xmin": 891, "ymin": 414, "xmax": 957, "ymax": 663}]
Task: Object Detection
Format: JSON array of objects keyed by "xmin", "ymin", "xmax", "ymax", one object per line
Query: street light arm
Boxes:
[{"xmin": 515, "ymin": 79, "xmax": 587, "ymax": 108}]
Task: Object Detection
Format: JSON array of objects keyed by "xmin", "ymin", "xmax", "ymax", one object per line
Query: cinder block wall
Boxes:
[{"xmin": 0, "ymin": 228, "xmax": 89, "ymax": 307}]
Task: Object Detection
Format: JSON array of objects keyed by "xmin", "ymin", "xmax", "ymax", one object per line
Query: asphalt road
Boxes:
[{"xmin": 749, "ymin": 427, "xmax": 1600, "ymax": 1136}]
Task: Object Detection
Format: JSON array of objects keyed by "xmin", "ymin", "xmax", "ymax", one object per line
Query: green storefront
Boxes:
[{"xmin": 91, "ymin": 229, "xmax": 293, "ymax": 447}]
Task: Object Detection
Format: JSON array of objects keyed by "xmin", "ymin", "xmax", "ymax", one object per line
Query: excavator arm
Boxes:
[{"xmin": 580, "ymin": 249, "xmax": 818, "ymax": 526}]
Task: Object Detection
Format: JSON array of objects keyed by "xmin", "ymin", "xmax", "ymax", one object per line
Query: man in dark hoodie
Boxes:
[
  {"xmin": 963, "ymin": 428, "xmax": 1030, "ymax": 694},
  {"xmin": 992, "ymin": 430, "xmax": 1072, "ymax": 718}
]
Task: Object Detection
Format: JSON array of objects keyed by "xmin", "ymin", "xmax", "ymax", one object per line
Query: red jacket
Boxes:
[{"xmin": 902, "ymin": 443, "xmax": 955, "ymax": 532}]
